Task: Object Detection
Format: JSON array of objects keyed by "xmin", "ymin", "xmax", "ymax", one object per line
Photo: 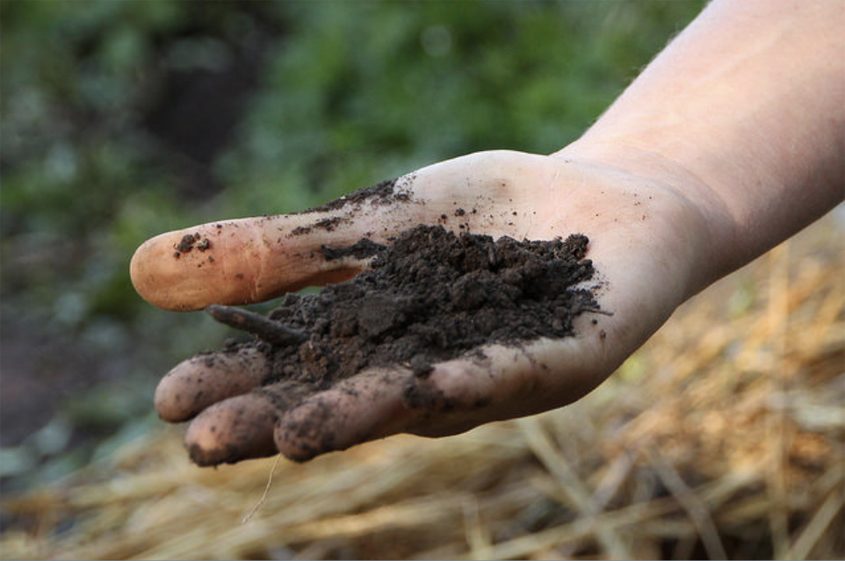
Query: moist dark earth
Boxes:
[{"xmin": 207, "ymin": 225, "xmax": 601, "ymax": 420}]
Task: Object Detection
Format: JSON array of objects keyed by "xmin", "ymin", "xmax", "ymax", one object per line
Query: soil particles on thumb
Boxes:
[{"xmin": 212, "ymin": 225, "xmax": 600, "ymax": 400}]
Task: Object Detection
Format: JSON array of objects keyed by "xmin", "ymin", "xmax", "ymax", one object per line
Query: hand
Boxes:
[{"xmin": 131, "ymin": 149, "xmax": 716, "ymax": 464}]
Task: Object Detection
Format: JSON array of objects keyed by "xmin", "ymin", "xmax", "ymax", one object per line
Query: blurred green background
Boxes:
[{"xmin": 0, "ymin": 0, "xmax": 704, "ymax": 492}]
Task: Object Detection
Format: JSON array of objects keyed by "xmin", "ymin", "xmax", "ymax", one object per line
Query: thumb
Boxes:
[{"xmin": 130, "ymin": 179, "xmax": 419, "ymax": 311}]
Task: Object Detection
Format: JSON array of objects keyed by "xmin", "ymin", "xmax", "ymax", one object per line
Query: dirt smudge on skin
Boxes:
[
  {"xmin": 300, "ymin": 176, "xmax": 414, "ymax": 215},
  {"xmin": 320, "ymin": 239, "xmax": 386, "ymax": 261},
  {"xmin": 290, "ymin": 216, "xmax": 350, "ymax": 237}
]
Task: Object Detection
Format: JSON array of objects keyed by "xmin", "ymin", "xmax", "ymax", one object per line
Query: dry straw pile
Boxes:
[{"xmin": 2, "ymin": 217, "xmax": 843, "ymax": 560}]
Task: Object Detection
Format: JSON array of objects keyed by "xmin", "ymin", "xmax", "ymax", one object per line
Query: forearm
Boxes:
[{"xmin": 561, "ymin": 0, "xmax": 844, "ymax": 285}]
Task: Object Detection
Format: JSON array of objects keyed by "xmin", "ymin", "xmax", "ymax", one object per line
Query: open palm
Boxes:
[{"xmin": 131, "ymin": 150, "xmax": 711, "ymax": 464}]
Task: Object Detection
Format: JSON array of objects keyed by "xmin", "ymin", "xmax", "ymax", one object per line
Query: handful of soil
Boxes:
[{"xmin": 210, "ymin": 225, "xmax": 600, "ymax": 394}]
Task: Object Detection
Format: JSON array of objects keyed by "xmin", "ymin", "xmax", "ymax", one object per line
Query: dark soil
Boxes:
[
  {"xmin": 302, "ymin": 177, "xmax": 412, "ymax": 214},
  {"xmin": 176, "ymin": 233, "xmax": 200, "ymax": 253},
  {"xmin": 320, "ymin": 239, "xmax": 386, "ymax": 261},
  {"xmin": 212, "ymin": 224, "xmax": 600, "ymax": 401},
  {"xmin": 290, "ymin": 216, "xmax": 348, "ymax": 236},
  {"xmin": 173, "ymin": 232, "xmax": 211, "ymax": 257}
]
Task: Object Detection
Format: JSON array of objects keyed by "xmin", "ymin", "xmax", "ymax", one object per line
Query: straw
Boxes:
[{"xmin": 1, "ymin": 216, "xmax": 842, "ymax": 560}]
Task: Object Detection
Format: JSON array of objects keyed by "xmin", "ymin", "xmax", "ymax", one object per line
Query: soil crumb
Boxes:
[
  {"xmin": 176, "ymin": 233, "xmax": 200, "ymax": 253},
  {"xmin": 174, "ymin": 233, "xmax": 212, "ymax": 255},
  {"xmin": 321, "ymin": 239, "xmax": 386, "ymax": 261},
  {"xmin": 290, "ymin": 216, "xmax": 349, "ymax": 236},
  {"xmin": 214, "ymin": 225, "xmax": 599, "ymax": 394},
  {"xmin": 303, "ymin": 177, "xmax": 412, "ymax": 214}
]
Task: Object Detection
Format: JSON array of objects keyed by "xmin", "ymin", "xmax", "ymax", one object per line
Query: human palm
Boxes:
[{"xmin": 131, "ymin": 150, "xmax": 709, "ymax": 464}]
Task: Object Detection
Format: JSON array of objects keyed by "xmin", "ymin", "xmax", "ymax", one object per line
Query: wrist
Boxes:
[
  {"xmin": 554, "ymin": 138, "xmax": 739, "ymax": 297},
  {"xmin": 556, "ymin": 0, "xmax": 845, "ymax": 281}
]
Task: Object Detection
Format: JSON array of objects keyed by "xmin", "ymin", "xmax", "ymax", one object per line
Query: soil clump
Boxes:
[
  {"xmin": 212, "ymin": 225, "xmax": 600, "ymax": 398},
  {"xmin": 173, "ymin": 232, "xmax": 212, "ymax": 258}
]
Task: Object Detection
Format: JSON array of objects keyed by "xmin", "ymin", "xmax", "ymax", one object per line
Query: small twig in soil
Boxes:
[{"xmin": 206, "ymin": 305, "xmax": 307, "ymax": 346}]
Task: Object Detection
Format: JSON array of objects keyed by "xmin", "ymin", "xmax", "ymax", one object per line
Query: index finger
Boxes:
[{"xmin": 130, "ymin": 179, "xmax": 419, "ymax": 311}]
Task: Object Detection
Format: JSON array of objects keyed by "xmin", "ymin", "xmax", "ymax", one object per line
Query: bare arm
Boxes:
[{"xmin": 565, "ymin": 0, "xmax": 844, "ymax": 288}]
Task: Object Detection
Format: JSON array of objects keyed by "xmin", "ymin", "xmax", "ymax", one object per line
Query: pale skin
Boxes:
[{"xmin": 130, "ymin": 0, "xmax": 844, "ymax": 464}]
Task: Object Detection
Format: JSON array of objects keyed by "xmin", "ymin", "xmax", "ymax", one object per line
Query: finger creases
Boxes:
[
  {"xmin": 404, "ymin": 338, "xmax": 601, "ymax": 420},
  {"xmin": 154, "ymin": 347, "xmax": 269, "ymax": 423},
  {"xmin": 130, "ymin": 213, "xmax": 385, "ymax": 311},
  {"xmin": 274, "ymin": 370, "xmax": 415, "ymax": 462},
  {"xmin": 185, "ymin": 393, "xmax": 279, "ymax": 467}
]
